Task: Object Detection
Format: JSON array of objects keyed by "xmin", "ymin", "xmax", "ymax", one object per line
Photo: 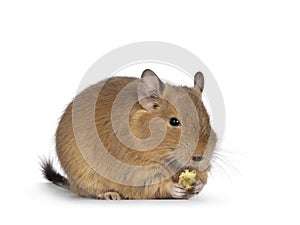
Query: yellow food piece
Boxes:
[{"xmin": 178, "ymin": 170, "xmax": 197, "ymax": 190}]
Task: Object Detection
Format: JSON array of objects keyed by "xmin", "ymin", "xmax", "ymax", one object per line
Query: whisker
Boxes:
[
  {"xmin": 210, "ymin": 158, "xmax": 228, "ymax": 174},
  {"xmin": 214, "ymin": 148, "xmax": 249, "ymax": 158},
  {"xmin": 212, "ymin": 154, "xmax": 241, "ymax": 176},
  {"xmin": 210, "ymin": 148, "xmax": 246, "ymax": 178}
]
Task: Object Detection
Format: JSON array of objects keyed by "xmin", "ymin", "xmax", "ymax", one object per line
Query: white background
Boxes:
[{"xmin": 0, "ymin": 1, "xmax": 299, "ymax": 224}]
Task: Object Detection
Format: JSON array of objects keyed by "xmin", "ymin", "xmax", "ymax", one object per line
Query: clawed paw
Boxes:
[
  {"xmin": 170, "ymin": 180, "xmax": 204, "ymax": 199},
  {"xmin": 170, "ymin": 183, "xmax": 189, "ymax": 199},
  {"xmin": 97, "ymin": 191, "xmax": 121, "ymax": 200},
  {"xmin": 189, "ymin": 179, "xmax": 204, "ymax": 195}
]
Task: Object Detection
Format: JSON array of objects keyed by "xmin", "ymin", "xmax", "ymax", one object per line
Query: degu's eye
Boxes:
[{"xmin": 169, "ymin": 117, "xmax": 181, "ymax": 127}]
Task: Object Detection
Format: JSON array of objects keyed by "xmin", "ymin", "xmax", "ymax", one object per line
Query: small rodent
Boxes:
[{"xmin": 41, "ymin": 69, "xmax": 217, "ymax": 199}]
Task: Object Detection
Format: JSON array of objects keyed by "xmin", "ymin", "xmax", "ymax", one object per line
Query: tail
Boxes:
[{"xmin": 40, "ymin": 158, "xmax": 70, "ymax": 190}]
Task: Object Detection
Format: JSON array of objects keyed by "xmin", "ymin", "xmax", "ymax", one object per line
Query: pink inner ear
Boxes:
[{"xmin": 139, "ymin": 97, "xmax": 155, "ymax": 112}]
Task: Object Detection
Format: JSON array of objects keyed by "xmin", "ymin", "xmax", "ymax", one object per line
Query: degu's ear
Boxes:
[
  {"xmin": 137, "ymin": 69, "xmax": 165, "ymax": 112},
  {"xmin": 194, "ymin": 71, "xmax": 204, "ymax": 95}
]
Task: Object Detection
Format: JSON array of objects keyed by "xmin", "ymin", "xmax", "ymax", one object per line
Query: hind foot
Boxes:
[{"xmin": 97, "ymin": 192, "xmax": 121, "ymax": 200}]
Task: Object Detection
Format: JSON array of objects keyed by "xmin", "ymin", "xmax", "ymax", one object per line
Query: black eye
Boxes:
[{"xmin": 169, "ymin": 117, "xmax": 181, "ymax": 127}]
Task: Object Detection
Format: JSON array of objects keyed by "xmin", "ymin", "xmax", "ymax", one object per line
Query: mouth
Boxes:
[
  {"xmin": 163, "ymin": 157, "xmax": 199, "ymax": 179},
  {"xmin": 182, "ymin": 165, "xmax": 198, "ymax": 171}
]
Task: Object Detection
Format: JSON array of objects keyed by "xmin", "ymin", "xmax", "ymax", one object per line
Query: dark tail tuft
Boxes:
[{"xmin": 40, "ymin": 158, "xmax": 70, "ymax": 190}]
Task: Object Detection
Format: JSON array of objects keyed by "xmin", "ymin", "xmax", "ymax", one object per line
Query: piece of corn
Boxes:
[{"xmin": 178, "ymin": 170, "xmax": 197, "ymax": 190}]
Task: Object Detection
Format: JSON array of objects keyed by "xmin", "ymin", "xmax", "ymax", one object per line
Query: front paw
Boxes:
[
  {"xmin": 170, "ymin": 180, "xmax": 204, "ymax": 199},
  {"xmin": 189, "ymin": 179, "xmax": 204, "ymax": 195},
  {"xmin": 170, "ymin": 183, "xmax": 189, "ymax": 199}
]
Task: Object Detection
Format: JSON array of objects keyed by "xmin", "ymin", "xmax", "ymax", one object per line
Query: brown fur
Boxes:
[{"xmin": 53, "ymin": 70, "xmax": 217, "ymax": 199}]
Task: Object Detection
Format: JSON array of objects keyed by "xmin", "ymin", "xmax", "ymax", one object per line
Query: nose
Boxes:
[{"xmin": 192, "ymin": 156, "xmax": 203, "ymax": 161}]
